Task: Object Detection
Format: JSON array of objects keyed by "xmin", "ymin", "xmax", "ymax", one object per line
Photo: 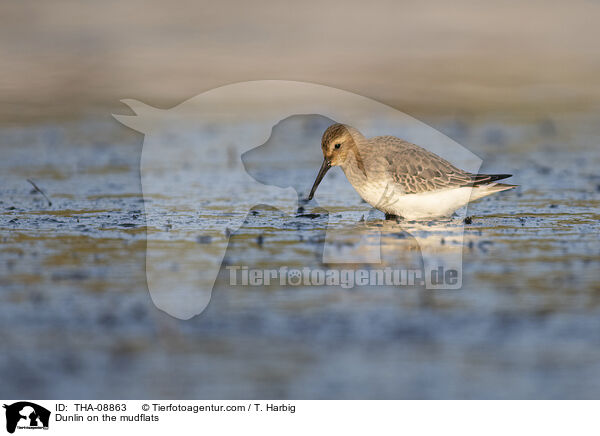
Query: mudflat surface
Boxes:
[{"xmin": 1, "ymin": 114, "xmax": 599, "ymax": 398}]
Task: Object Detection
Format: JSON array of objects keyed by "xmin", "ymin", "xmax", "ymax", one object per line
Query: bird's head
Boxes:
[
  {"xmin": 307, "ymin": 123, "xmax": 365, "ymax": 200},
  {"xmin": 320, "ymin": 123, "xmax": 356, "ymax": 166}
]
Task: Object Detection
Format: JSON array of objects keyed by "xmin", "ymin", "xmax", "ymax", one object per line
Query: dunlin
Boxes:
[{"xmin": 308, "ymin": 123, "xmax": 516, "ymax": 220}]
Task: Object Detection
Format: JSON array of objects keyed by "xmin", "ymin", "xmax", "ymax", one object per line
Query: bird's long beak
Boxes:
[{"xmin": 307, "ymin": 158, "xmax": 331, "ymax": 200}]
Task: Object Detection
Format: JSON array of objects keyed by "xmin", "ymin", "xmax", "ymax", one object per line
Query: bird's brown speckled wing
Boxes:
[{"xmin": 376, "ymin": 136, "xmax": 495, "ymax": 194}]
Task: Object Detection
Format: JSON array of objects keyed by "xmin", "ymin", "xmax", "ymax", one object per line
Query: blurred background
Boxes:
[
  {"xmin": 2, "ymin": 0, "xmax": 600, "ymax": 123},
  {"xmin": 1, "ymin": 0, "xmax": 599, "ymax": 398}
]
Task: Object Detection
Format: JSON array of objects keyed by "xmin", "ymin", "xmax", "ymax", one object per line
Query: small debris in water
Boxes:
[
  {"xmin": 256, "ymin": 234, "xmax": 264, "ymax": 246},
  {"xmin": 51, "ymin": 270, "xmax": 90, "ymax": 281},
  {"xmin": 27, "ymin": 178, "xmax": 53, "ymax": 206},
  {"xmin": 464, "ymin": 216, "xmax": 473, "ymax": 224},
  {"xmin": 119, "ymin": 223, "xmax": 136, "ymax": 228},
  {"xmin": 478, "ymin": 240, "xmax": 494, "ymax": 253},
  {"xmin": 297, "ymin": 213, "xmax": 321, "ymax": 219},
  {"xmin": 196, "ymin": 235, "xmax": 212, "ymax": 244}
]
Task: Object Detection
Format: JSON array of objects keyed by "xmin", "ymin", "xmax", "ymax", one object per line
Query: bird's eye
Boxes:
[{"xmin": 334, "ymin": 143, "xmax": 341, "ymax": 149}]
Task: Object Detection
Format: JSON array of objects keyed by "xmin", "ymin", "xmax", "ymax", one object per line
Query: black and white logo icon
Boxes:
[{"xmin": 3, "ymin": 402, "xmax": 50, "ymax": 434}]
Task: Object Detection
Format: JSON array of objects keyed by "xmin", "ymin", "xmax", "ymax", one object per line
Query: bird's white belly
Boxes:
[{"xmin": 354, "ymin": 181, "xmax": 474, "ymax": 220}]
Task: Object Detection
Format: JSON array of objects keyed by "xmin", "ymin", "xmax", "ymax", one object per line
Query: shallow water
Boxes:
[{"xmin": 1, "ymin": 113, "xmax": 599, "ymax": 398}]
